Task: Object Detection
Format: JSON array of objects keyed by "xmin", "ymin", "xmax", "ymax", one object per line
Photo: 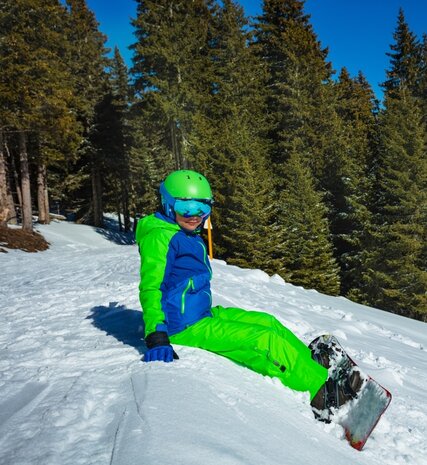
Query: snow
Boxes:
[{"xmin": 1, "ymin": 219, "xmax": 426, "ymax": 465}]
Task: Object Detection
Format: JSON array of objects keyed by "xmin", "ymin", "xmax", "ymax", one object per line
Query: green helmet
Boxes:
[
  {"xmin": 160, "ymin": 170, "xmax": 213, "ymax": 219},
  {"xmin": 163, "ymin": 170, "xmax": 212, "ymax": 200}
]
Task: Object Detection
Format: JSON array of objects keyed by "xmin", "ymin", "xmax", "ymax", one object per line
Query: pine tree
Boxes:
[
  {"xmin": 330, "ymin": 68, "xmax": 377, "ymax": 296},
  {"xmin": 361, "ymin": 89, "xmax": 427, "ymax": 320},
  {"xmin": 253, "ymin": 0, "xmax": 340, "ymax": 290},
  {"xmin": 383, "ymin": 8, "xmax": 421, "ymax": 98},
  {"xmin": 419, "ymin": 35, "xmax": 427, "ymax": 274},
  {"xmin": 0, "ymin": 0, "xmax": 80, "ymax": 231},
  {"xmin": 104, "ymin": 47, "xmax": 132, "ymax": 231},
  {"xmin": 64, "ymin": 0, "xmax": 109, "ymax": 227},
  {"xmin": 254, "ymin": 0, "xmax": 332, "ymax": 175},
  {"xmin": 220, "ymin": 154, "xmax": 274, "ymax": 271},
  {"xmin": 417, "ymin": 34, "xmax": 427, "ymax": 125},
  {"xmin": 130, "ymin": 0, "xmax": 214, "ymax": 173},
  {"xmin": 357, "ymin": 10, "xmax": 427, "ymax": 321},
  {"xmin": 128, "ymin": 113, "xmax": 167, "ymax": 218},
  {"xmin": 189, "ymin": 0, "xmax": 272, "ymax": 262},
  {"xmin": 277, "ymin": 150, "xmax": 340, "ymax": 295}
]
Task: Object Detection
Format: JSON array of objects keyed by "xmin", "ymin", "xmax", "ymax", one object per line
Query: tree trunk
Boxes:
[
  {"xmin": 2, "ymin": 136, "xmax": 18, "ymax": 224},
  {"xmin": 91, "ymin": 163, "xmax": 103, "ymax": 227},
  {"xmin": 115, "ymin": 181, "xmax": 123, "ymax": 232},
  {"xmin": 37, "ymin": 163, "xmax": 50, "ymax": 224},
  {"xmin": 5, "ymin": 140, "xmax": 22, "ymax": 212},
  {"xmin": 37, "ymin": 163, "xmax": 46, "ymax": 223},
  {"xmin": 19, "ymin": 131, "xmax": 33, "ymax": 232},
  {"xmin": 0, "ymin": 131, "xmax": 8, "ymax": 228},
  {"xmin": 44, "ymin": 174, "xmax": 50, "ymax": 224},
  {"xmin": 170, "ymin": 119, "xmax": 181, "ymax": 169},
  {"xmin": 117, "ymin": 191, "xmax": 123, "ymax": 232},
  {"xmin": 5, "ymin": 172, "xmax": 16, "ymax": 225},
  {"xmin": 181, "ymin": 134, "xmax": 189, "ymax": 169},
  {"xmin": 123, "ymin": 182, "xmax": 130, "ymax": 232},
  {"xmin": 44, "ymin": 179, "xmax": 50, "ymax": 223}
]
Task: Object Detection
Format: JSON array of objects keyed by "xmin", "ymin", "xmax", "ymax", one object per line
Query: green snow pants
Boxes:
[{"xmin": 170, "ymin": 305, "xmax": 328, "ymax": 400}]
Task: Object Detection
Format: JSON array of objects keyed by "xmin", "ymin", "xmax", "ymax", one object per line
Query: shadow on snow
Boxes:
[
  {"xmin": 87, "ymin": 302, "xmax": 146, "ymax": 356},
  {"xmin": 94, "ymin": 215, "xmax": 136, "ymax": 245}
]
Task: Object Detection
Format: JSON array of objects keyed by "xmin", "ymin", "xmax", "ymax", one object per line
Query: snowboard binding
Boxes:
[
  {"xmin": 309, "ymin": 338, "xmax": 364, "ymax": 422},
  {"xmin": 308, "ymin": 334, "xmax": 392, "ymax": 450}
]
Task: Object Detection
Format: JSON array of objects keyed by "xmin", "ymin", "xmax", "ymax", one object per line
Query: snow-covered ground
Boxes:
[{"xmin": 1, "ymin": 220, "xmax": 426, "ymax": 465}]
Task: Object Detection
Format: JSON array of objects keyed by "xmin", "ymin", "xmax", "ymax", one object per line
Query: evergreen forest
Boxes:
[{"xmin": 1, "ymin": 0, "xmax": 426, "ymax": 322}]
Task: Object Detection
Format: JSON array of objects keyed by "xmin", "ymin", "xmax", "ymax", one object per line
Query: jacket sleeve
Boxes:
[{"xmin": 138, "ymin": 228, "xmax": 176, "ymax": 337}]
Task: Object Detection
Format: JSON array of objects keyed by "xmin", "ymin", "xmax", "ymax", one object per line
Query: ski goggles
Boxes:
[{"xmin": 174, "ymin": 199, "xmax": 212, "ymax": 218}]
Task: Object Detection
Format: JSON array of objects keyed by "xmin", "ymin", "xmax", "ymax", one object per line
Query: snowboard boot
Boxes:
[{"xmin": 309, "ymin": 340, "xmax": 364, "ymax": 422}]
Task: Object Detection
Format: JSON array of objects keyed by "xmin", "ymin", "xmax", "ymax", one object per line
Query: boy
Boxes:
[{"xmin": 136, "ymin": 170, "xmax": 356, "ymax": 415}]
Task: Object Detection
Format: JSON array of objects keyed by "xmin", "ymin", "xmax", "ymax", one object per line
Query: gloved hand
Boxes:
[
  {"xmin": 145, "ymin": 345, "xmax": 174, "ymax": 362},
  {"xmin": 144, "ymin": 331, "xmax": 179, "ymax": 363}
]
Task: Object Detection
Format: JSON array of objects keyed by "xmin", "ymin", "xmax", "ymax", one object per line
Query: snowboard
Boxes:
[{"xmin": 309, "ymin": 334, "xmax": 392, "ymax": 451}]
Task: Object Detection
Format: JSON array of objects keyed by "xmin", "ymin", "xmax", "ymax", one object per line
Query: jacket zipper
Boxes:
[
  {"xmin": 198, "ymin": 242, "xmax": 212, "ymax": 278},
  {"xmin": 181, "ymin": 278, "xmax": 194, "ymax": 314}
]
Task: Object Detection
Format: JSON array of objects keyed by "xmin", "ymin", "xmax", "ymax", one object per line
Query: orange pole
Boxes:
[{"xmin": 207, "ymin": 216, "xmax": 213, "ymax": 259}]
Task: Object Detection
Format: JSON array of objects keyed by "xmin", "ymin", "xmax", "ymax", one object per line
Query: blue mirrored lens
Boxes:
[{"xmin": 174, "ymin": 199, "xmax": 211, "ymax": 218}]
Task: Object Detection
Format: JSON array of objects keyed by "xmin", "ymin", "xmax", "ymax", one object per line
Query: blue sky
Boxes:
[{"xmin": 86, "ymin": 0, "xmax": 427, "ymax": 100}]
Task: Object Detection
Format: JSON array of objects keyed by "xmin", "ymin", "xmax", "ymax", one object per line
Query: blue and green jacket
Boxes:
[{"xmin": 136, "ymin": 213, "xmax": 212, "ymax": 337}]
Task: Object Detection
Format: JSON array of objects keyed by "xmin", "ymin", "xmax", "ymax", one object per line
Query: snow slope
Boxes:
[{"xmin": 1, "ymin": 220, "xmax": 426, "ymax": 465}]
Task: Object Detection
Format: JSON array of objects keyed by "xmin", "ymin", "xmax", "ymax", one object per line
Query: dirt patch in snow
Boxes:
[{"xmin": 0, "ymin": 226, "xmax": 50, "ymax": 253}]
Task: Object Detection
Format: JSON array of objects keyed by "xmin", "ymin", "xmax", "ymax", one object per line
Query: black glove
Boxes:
[{"xmin": 144, "ymin": 331, "xmax": 179, "ymax": 362}]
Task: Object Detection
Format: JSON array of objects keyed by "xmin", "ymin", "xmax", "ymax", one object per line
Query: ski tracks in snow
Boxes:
[
  {"xmin": 1, "ymin": 237, "xmax": 141, "ymax": 464},
  {"xmin": 211, "ymin": 261, "xmax": 427, "ymax": 465},
  {"xmin": 1, "ymin": 223, "xmax": 427, "ymax": 465}
]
